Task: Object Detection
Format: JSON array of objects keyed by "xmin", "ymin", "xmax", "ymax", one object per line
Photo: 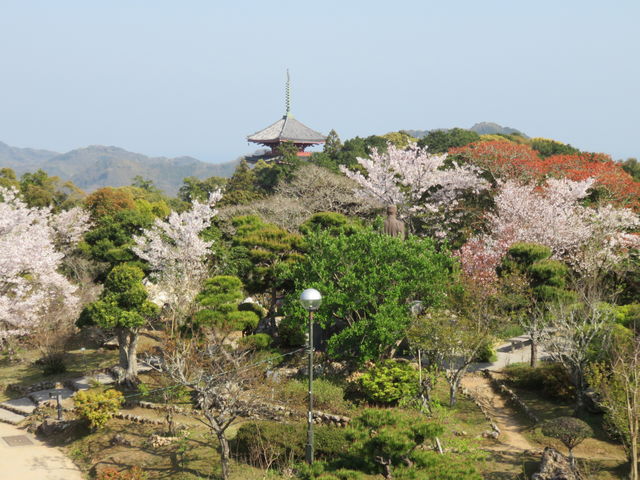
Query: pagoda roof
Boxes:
[{"xmin": 247, "ymin": 113, "xmax": 326, "ymax": 144}]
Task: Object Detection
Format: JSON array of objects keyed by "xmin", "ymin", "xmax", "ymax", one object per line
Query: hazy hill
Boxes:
[
  {"xmin": 403, "ymin": 122, "xmax": 528, "ymax": 139},
  {"xmin": 0, "ymin": 142, "xmax": 239, "ymax": 195},
  {"xmin": 0, "ymin": 141, "xmax": 59, "ymax": 173},
  {"xmin": 469, "ymin": 122, "xmax": 527, "ymax": 137}
]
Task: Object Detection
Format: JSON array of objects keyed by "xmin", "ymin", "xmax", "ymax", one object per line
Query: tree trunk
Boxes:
[
  {"xmin": 568, "ymin": 448, "xmax": 576, "ymax": 471},
  {"xmin": 124, "ymin": 330, "xmax": 139, "ymax": 385},
  {"xmin": 449, "ymin": 380, "xmax": 458, "ymax": 407},
  {"xmin": 116, "ymin": 328, "xmax": 129, "ymax": 370},
  {"xmin": 530, "ymin": 338, "xmax": 537, "ymax": 367},
  {"xmin": 217, "ymin": 431, "xmax": 231, "ymax": 480},
  {"xmin": 631, "ymin": 433, "xmax": 638, "ymax": 480}
]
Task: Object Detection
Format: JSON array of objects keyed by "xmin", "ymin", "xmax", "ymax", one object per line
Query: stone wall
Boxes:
[{"xmin": 482, "ymin": 369, "xmax": 540, "ymax": 424}]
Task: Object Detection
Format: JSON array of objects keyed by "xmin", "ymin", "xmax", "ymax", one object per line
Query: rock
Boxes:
[
  {"xmin": 110, "ymin": 434, "xmax": 132, "ymax": 447},
  {"xmin": 532, "ymin": 447, "xmax": 580, "ymax": 480},
  {"xmin": 36, "ymin": 419, "xmax": 74, "ymax": 436}
]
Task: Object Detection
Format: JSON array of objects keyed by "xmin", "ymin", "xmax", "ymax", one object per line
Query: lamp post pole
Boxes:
[
  {"xmin": 306, "ymin": 309, "xmax": 314, "ymax": 465},
  {"xmin": 299, "ymin": 288, "xmax": 322, "ymax": 465}
]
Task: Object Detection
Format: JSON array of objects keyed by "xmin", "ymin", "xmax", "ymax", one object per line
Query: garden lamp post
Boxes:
[{"xmin": 300, "ymin": 288, "xmax": 322, "ymax": 464}]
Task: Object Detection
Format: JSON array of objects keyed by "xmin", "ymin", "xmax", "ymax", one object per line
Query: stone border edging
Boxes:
[{"xmin": 482, "ymin": 369, "xmax": 540, "ymax": 424}]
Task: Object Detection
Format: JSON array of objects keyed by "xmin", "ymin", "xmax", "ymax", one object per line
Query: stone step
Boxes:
[
  {"xmin": 69, "ymin": 373, "xmax": 115, "ymax": 391},
  {"xmin": 29, "ymin": 388, "xmax": 74, "ymax": 405},
  {"xmin": 0, "ymin": 407, "xmax": 27, "ymax": 425},
  {"xmin": 0, "ymin": 397, "xmax": 36, "ymax": 416}
]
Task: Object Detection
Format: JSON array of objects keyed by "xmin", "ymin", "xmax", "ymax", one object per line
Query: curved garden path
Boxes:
[{"xmin": 462, "ymin": 373, "xmax": 535, "ymax": 452}]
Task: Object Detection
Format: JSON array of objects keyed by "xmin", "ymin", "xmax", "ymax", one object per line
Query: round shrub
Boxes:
[
  {"xmin": 74, "ymin": 389, "xmax": 123, "ymax": 430},
  {"xmin": 359, "ymin": 359, "xmax": 419, "ymax": 405},
  {"xmin": 472, "ymin": 339, "xmax": 497, "ymax": 363}
]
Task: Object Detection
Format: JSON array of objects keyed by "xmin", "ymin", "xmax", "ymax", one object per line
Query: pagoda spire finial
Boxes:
[{"xmin": 285, "ymin": 69, "xmax": 291, "ymax": 116}]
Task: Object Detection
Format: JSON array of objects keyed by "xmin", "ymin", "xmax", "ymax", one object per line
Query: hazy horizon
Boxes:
[{"xmin": 1, "ymin": 1, "xmax": 638, "ymax": 163}]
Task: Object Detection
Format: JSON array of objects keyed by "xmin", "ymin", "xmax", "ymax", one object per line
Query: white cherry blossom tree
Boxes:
[
  {"xmin": 133, "ymin": 191, "xmax": 222, "ymax": 331},
  {"xmin": 340, "ymin": 142, "xmax": 489, "ymax": 237},
  {"xmin": 457, "ymin": 178, "xmax": 640, "ymax": 286},
  {"xmin": 0, "ymin": 187, "xmax": 90, "ymax": 342}
]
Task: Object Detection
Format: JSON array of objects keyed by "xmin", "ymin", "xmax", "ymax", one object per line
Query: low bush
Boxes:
[
  {"xmin": 282, "ymin": 378, "xmax": 350, "ymax": 414},
  {"xmin": 36, "ymin": 352, "xmax": 67, "ymax": 375},
  {"xmin": 97, "ymin": 466, "xmax": 148, "ymax": 480},
  {"xmin": 234, "ymin": 421, "xmax": 350, "ymax": 468},
  {"xmin": 239, "ymin": 333, "xmax": 272, "ymax": 350},
  {"xmin": 503, "ymin": 362, "xmax": 574, "ymax": 401},
  {"xmin": 359, "ymin": 359, "xmax": 418, "ymax": 405},
  {"xmin": 472, "ymin": 340, "xmax": 497, "ymax": 363},
  {"xmin": 74, "ymin": 389, "xmax": 123, "ymax": 430}
]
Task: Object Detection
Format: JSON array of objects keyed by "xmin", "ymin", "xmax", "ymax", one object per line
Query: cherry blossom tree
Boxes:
[
  {"xmin": 132, "ymin": 192, "xmax": 222, "ymax": 332},
  {"xmin": 457, "ymin": 178, "xmax": 640, "ymax": 286},
  {"xmin": 340, "ymin": 143, "xmax": 489, "ymax": 238},
  {"xmin": 0, "ymin": 187, "xmax": 90, "ymax": 342}
]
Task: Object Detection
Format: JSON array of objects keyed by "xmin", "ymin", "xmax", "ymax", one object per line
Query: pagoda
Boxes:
[{"xmin": 247, "ymin": 72, "xmax": 326, "ymax": 158}]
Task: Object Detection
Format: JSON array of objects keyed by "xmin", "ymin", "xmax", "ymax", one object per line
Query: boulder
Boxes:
[{"xmin": 532, "ymin": 447, "xmax": 580, "ymax": 480}]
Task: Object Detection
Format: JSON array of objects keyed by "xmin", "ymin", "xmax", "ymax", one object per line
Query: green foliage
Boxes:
[
  {"xmin": 178, "ymin": 175, "xmax": 227, "ymax": 203},
  {"xmin": 238, "ymin": 333, "xmax": 272, "ymax": 350},
  {"xmin": 0, "ymin": 167, "xmax": 19, "ymax": 190},
  {"xmin": 82, "ymin": 205, "xmax": 157, "ymax": 270},
  {"xmin": 348, "ymin": 409, "xmax": 450, "ymax": 478},
  {"xmin": 231, "ymin": 215, "xmax": 304, "ymax": 298},
  {"xmin": 417, "ymin": 128, "xmax": 480, "ymax": 153},
  {"xmin": 299, "ymin": 212, "xmax": 361, "ymax": 236},
  {"xmin": 74, "ymin": 389, "xmax": 124, "ymax": 430},
  {"xmin": 503, "ymin": 362, "xmax": 575, "ymax": 401},
  {"xmin": 498, "ymin": 242, "xmax": 574, "ymax": 319},
  {"xmin": 282, "ymin": 378, "xmax": 349, "ymax": 414},
  {"xmin": 253, "ymin": 144, "xmax": 304, "ymax": 193},
  {"xmin": 541, "ymin": 416, "xmax": 593, "ymax": 452},
  {"xmin": 281, "ymin": 228, "xmax": 453, "ymax": 363},
  {"xmin": 621, "ymin": 157, "xmax": 640, "ymax": 182},
  {"xmin": 77, "ymin": 264, "xmax": 158, "ymax": 330},
  {"xmin": 381, "ymin": 131, "xmax": 417, "ymax": 149},
  {"xmin": 234, "ymin": 421, "xmax": 350, "ymax": 467},
  {"xmin": 323, "ymin": 129, "xmax": 343, "ymax": 157},
  {"xmin": 472, "ymin": 339, "xmax": 497, "ymax": 363},
  {"xmin": 85, "ymin": 187, "xmax": 136, "ymax": 219},
  {"xmin": 191, "ymin": 275, "xmax": 259, "ymax": 332},
  {"xmin": 37, "ymin": 353, "xmax": 67, "ymax": 376},
  {"xmin": 19, "ymin": 169, "xmax": 84, "ymax": 210},
  {"xmin": 530, "ymin": 138, "xmax": 580, "ymax": 158},
  {"xmin": 359, "ymin": 360, "xmax": 419, "ymax": 405},
  {"xmin": 614, "ymin": 303, "xmax": 640, "ymax": 329},
  {"xmin": 313, "ymin": 135, "xmax": 388, "ymax": 172},
  {"xmin": 219, "ymin": 159, "xmax": 262, "ymax": 206}
]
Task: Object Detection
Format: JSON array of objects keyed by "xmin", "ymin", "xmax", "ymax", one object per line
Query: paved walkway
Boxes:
[
  {"xmin": 469, "ymin": 335, "xmax": 550, "ymax": 372},
  {"xmin": 0, "ymin": 422, "xmax": 83, "ymax": 480}
]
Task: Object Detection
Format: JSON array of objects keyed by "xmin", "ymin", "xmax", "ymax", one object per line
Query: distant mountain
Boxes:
[
  {"xmin": 0, "ymin": 141, "xmax": 59, "ymax": 172},
  {"xmin": 469, "ymin": 122, "xmax": 528, "ymax": 137},
  {"xmin": 403, "ymin": 122, "xmax": 528, "ymax": 140},
  {"xmin": 0, "ymin": 142, "xmax": 239, "ymax": 195}
]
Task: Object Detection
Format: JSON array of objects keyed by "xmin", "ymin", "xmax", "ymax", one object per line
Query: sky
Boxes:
[{"xmin": 0, "ymin": 0, "xmax": 638, "ymax": 163}]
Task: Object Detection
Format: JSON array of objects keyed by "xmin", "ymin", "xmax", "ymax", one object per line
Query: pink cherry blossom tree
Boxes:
[
  {"xmin": 133, "ymin": 191, "xmax": 222, "ymax": 332},
  {"xmin": 0, "ymin": 187, "xmax": 90, "ymax": 342},
  {"xmin": 457, "ymin": 178, "xmax": 640, "ymax": 286},
  {"xmin": 340, "ymin": 142, "xmax": 489, "ymax": 238}
]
